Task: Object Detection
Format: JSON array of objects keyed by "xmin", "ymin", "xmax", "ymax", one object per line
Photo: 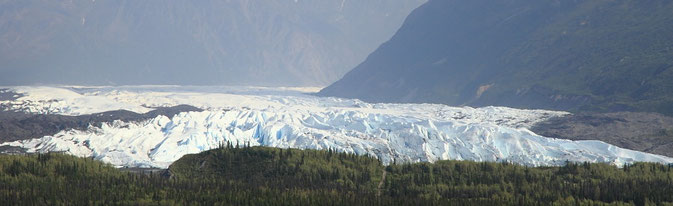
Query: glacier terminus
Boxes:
[{"xmin": 1, "ymin": 86, "xmax": 672, "ymax": 168}]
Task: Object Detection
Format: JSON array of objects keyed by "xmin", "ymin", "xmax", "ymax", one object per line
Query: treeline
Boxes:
[
  {"xmin": 169, "ymin": 142, "xmax": 383, "ymax": 192},
  {"xmin": 384, "ymin": 161, "xmax": 673, "ymax": 205},
  {"xmin": 1, "ymin": 145, "xmax": 672, "ymax": 205}
]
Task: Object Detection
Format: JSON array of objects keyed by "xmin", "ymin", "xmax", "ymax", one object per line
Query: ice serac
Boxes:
[{"xmin": 2, "ymin": 86, "xmax": 672, "ymax": 168}]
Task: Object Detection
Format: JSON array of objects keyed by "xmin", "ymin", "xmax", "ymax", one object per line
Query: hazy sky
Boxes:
[{"xmin": 0, "ymin": 0, "xmax": 425, "ymax": 86}]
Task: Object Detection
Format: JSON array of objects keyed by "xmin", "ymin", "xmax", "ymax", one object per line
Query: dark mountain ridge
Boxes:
[{"xmin": 320, "ymin": 0, "xmax": 673, "ymax": 115}]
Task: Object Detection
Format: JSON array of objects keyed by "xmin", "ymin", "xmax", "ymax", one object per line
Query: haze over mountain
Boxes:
[
  {"xmin": 0, "ymin": 0, "xmax": 424, "ymax": 86},
  {"xmin": 320, "ymin": 0, "xmax": 673, "ymax": 115}
]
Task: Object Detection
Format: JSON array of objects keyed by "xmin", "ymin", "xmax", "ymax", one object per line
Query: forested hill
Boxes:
[
  {"xmin": 2, "ymin": 146, "xmax": 673, "ymax": 205},
  {"xmin": 319, "ymin": 0, "xmax": 673, "ymax": 116}
]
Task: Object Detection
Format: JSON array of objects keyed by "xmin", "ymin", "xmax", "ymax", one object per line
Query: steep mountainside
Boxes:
[
  {"xmin": 319, "ymin": 0, "xmax": 673, "ymax": 115},
  {"xmin": 0, "ymin": 0, "xmax": 424, "ymax": 86}
]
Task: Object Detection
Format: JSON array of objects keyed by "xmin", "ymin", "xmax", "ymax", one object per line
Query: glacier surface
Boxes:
[{"xmin": 2, "ymin": 86, "xmax": 672, "ymax": 168}]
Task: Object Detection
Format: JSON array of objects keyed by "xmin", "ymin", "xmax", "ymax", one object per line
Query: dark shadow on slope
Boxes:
[
  {"xmin": 0, "ymin": 105, "xmax": 202, "ymax": 144},
  {"xmin": 0, "ymin": 89, "xmax": 22, "ymax": 101}
]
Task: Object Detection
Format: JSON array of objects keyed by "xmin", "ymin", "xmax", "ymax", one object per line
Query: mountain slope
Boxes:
[
  {"xmin": 531, "ymin": 112, "xmax": 673, "ymax": 157},
  {"xmin": 319, "ymin": 0, "xmax": 673, "ymax": 115},
  {"xmin": 0, "ymin": 0, "xmax": 424, "ymax": 86}
]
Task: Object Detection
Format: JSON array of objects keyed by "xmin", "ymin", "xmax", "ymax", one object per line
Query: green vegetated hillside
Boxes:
[
  {"xmin": 319, "ymin": 0, "xmax": 673, "ymax": 116},
  {"xmin": 2, "ymin": 146, "xmax": 673, "ymax": 205}
]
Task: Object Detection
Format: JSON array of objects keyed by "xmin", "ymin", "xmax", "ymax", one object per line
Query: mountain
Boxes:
[
  {"xmin": 319, "ymin": 0, "xmax": 673, "ymax": 115},
  {"xmin": 0, "ymin": 0, "xmax": 424, "ymax": 86}
]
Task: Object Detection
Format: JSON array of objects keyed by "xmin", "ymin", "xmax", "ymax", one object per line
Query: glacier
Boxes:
[{"xmin": 2, "ymin": 86, "xmax": 672, "ymax": 168}]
